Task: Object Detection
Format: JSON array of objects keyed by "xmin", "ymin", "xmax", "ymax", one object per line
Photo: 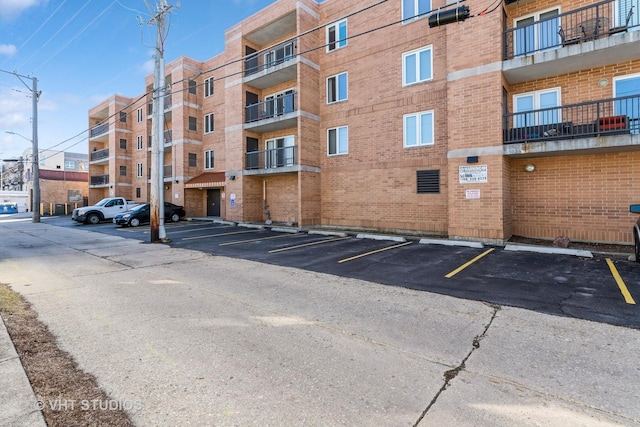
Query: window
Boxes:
[
  {"xmin": 205, "ymin": 150, "xmax": 215, "ymax": 169},
  {"xmin": 403, "ymin": 0, "xmax": 431, "ymax": 21},
  {"xmin": 136, "ymin": 187, "xmax": 141, "ymax": 198},
  {"xmin": 513, "ymin": 88, "xmax": 561, "ymax": 127},
  {"xmin": 614, "ymin": 74, "xmax": 640, "ymax": 134},
  {"xmin": 403, "ymin": 46, "xmax": 432, "ymax": 86},
  {"xmin": 264, "ymin": 89, "xmax": 295, "ymax": 117},
  {"xmin": 326, "ymin": 19, "xmax": 347, "ymax": 52},
  {"xmin": 119, "ymin": 165, "xmax": 127, "ymax": 176},
  {"xmin": 264, "ymin": 42, "xmax": 294, "ymax": 69},
  {"xmin": 265, "ymin": 136, "xmax": 295, "ymax": 168},
  {"xmin": 205, "ymin": 113, "xmax": 214, "ymax": 133},
  {"xmin": 119, "ymin": 111, "xmax": 127, "ymax": 122},
  {"xmin": 119, "ymin": 138, "xmax": 127, "ymax": 149},
  {"xmin": 204, "ymin": 77, "xmax": 214, "ymax": 97},
  {"xmin": 188, "ymin": 79, "xmax": 197, "ymax": 94},
  {"xmin": 417, "ymin": 170, "xmax": 440, "ymax": 193},
  {"xmin": 404, "ymin": 110, "xmax": 434, "ymax": 147},
  {"xmin": 514, "ymin": 8, "xmax": 560, "ymax": 56},
  {"xmin": 64, "ymin": 160, "xmax": 75, "ymax": 169},
  {"xmin": 189, "ymin": 116, "xmax": 197, "ymax": 131},
  {"xmin": 137, "ymin": 135, "xmax": 143, "ymax": 150},
  {"xmin": 136, "ymin": 163, "xmax": 143, "ymax": 178},
  {"xmin": 137, "ymin": 107, "xmax": 143, "ymax": 123},
  {"xmin": 188, "ymin": 153, "xmax": 197, "ymax": 167},
  {"xmin": 327, "ymin": 126, "xmax": 348, "ymax": 155},
  {"xmin": 327, "ymin": 72, "xmax": 348, "ymax": 104}
]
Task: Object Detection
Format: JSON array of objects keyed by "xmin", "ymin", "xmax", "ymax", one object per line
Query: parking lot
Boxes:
[{"xmin": 50, "ymin": 216, "xmax": 640, "ymax": 330}]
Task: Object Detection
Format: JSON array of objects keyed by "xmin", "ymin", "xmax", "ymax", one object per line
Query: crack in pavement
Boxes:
[{"xmin": 413, "ymin": 303, "xmax": 501, "ymax": 427}]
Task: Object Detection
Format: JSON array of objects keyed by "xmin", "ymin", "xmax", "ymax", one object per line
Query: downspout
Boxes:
[{"xmin": 263, "ymin": 179, "xmax": 271, "ymax": 224}]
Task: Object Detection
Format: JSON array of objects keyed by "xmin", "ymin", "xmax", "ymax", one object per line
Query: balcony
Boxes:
[
  {"xmin": 503, "ymin": 94, "xmax": 639, "ymax": 155},
  {"xmin": 90, "ymin": 148, "xmax": 109, "ymax": 163},
  {"xmin": 244, "ymin": 92, "xmax": 298, "ymax": 133},
  {"xmin": 90, "ymin": 174, "xmax": 109, "ymax": 186},
  {"xmin": 90, "ymin": 123, "xmax": 109, "ymax": 140},
  {"xmin": 244, "ymin": 39, "xmax": 298, "ymax": 89},
  {"xmin": 503, "ymin": 0, "xmax": 639, "ymax": 83},
  {"xmin": 163, "ymin": 164, "xmax": 172, "ymax": 178},
  {"xmin": 245, "ymin": 146, "xmax": 298, "ymax": 173}
]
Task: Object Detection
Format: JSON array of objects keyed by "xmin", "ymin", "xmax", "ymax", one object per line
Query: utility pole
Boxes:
[
  {"xmin": 146, "ymin": 0, "xmax": 176, "ymax": 242},
  {"xmin": 0, "ymin": 69, "xmax": 40, "ymax": 223}
]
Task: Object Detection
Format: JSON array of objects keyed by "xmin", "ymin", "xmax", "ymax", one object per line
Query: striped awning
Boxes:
[{"xmin": 184, "ymin": 172, "xmax": 226, "ymax": 188}]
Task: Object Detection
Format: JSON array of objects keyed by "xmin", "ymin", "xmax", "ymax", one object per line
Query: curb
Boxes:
[{"xmin": 504, "ymin": 244, "xmax": 593, "ymax": 258}]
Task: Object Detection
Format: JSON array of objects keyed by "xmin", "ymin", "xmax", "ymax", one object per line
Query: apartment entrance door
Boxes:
[{"xmin": 207, "ymin": 189, "xmax": 221, "ymax": 216}]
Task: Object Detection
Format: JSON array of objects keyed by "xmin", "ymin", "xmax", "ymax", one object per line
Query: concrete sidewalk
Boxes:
[{"xmin": 1, "ymin": 218, "xmax": 639, "ymax": 426}]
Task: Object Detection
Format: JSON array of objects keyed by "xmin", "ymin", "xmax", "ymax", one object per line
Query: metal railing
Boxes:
[
  {"xmin": 504, "ymin": 93, "xmax": 640, "ymax": 144},
  {"xmin": 90, "ymin": 174, "xmax": 109, "ymax": 185},
  {"xmin": 504, "ymin": 0, "xmax": 636, "ymax": 60},
  {"xmin": 90, "ymin": 148, "xmax": 109, "ymax": 161},
  {"xmin": 245, "ymin": 92, "xmax": 297, "ymax": 123},
  {"xmin": 245, "ymin": 145, "xmax": 298, "ymax": 170},
  {"xmin": 90, "ymin": 123, "xmax": 109, "ymax": 138},
  {"xmin": 245, "ymin": 40, "xmax": 296, "ymax": 77},
  {"xmin": 163, "ymin": 164, "xmax": 172, "ymax": 178}
]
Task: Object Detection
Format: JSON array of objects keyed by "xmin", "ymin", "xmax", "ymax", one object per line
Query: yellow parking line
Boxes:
[
  {"xmin": 182, "ymin": 229, "xmax": 260, "ymax": 241},
  {"xmin": 445, "ymin": 248, "xmax": 495, "ymax": 278},
  {"xmin": 338, "ymin": 241, "xmax": 413, "ymax": 264},
  {"xmin": 219, "ymin": 233, "xmax": 303, "ymax": 246},
  {"xmin": 606, "ymin": 258, "xmax": 636, "ymax": 304},
  {"xmin": 268, "ymin": 237, "xmax": 350, "ymax": 253}
]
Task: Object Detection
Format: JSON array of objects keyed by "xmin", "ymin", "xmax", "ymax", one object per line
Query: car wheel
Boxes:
[
  {"xmin": 130, "ymin": 218, "xmax": 140, "ymax": 227},
  {"xmin": 634, "ymin": 229, "xmax": 640, "ymax": 263},
  {"xmin": 87, "ymin": 214, "xmax": 100, "ymax": 224},
  {"xmin": 170, "ymin": 213, "xmax": 180, "ymax": 222}
]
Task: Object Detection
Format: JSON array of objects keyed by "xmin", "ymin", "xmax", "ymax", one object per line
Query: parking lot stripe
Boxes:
[
  {"xmin": 445, "ymin": 248, "xmax": 495, "ymax": 278},
  {"xmin": 605, "ymin": 258, "xmax": 636, "ymax": 304},
  {"xmin": 181, "ymin": 229, "xmax": 261, "ymax": 241},
  {"xmin": 268, "ymin": 237, "xmax": 351, "ymax": 253},
  {"xmin": 337, "ymin": 242, "xmax": 413, "ymax": 264},
  {"xmin": 219, "ymin": 233, "xmax": 304, "ymax": 246}
]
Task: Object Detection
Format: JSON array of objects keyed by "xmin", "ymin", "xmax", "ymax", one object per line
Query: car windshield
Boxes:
[{"xmin": 130, "ymin": 204, "xmax": 149, "ymax": 212}]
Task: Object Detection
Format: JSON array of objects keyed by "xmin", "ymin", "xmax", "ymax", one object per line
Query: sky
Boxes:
[{"xmin": 0, "ymin": 0, "xmax": 291, "ymax": 160}]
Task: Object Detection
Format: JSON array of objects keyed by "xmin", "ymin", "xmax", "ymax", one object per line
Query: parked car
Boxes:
[{"xmin": 113, "ymin": 202, "xmax": 186, "ymax": 227}]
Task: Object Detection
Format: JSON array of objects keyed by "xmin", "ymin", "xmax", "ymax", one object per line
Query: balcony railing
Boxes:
[
  {"xmin": 503, "ymin": 0, "xmax": 636, "ymax": 60},
  {"xmin": 245, "ymin": 145, "xmax": 298, "ymax": 170},
  {"xmin": 163, "ymin": 164, "xmax": 172, "ymax": 178},
  {"xmin": 504, "ymin": 93, "xmax": 640, "ymax": 144},
  {"xmin": 90, "ymin": 148, "xmax": 109, "ymax": 161},
  {"xmin": 90, "ymin": 174, "xmax": 109, "ymax": 186},
  {"xmin": 245, "ymin": 92, "xmax": 297, "ymax": 123},
  {"xmin": 245, "ymin": 40, "xmax": 296, "ymax": 77},
  {"xmin": 90, "ymin": 123, "xmax": 109, "ymax": 138}
]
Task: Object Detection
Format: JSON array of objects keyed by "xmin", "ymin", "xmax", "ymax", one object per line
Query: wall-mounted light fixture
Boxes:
[
  {"xmin": 524, "ymin": 164, "xmax": 536, "ymax": 172},
  {"xmin": 466, "ymin": 156, "xmax": 478, "ymax": 163},
  {"xmin": 230, "ymin": 175, "xmax": 236, "ymax": 180}
]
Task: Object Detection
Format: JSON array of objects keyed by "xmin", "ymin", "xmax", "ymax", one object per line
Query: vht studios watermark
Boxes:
[{"xmin": 34, "ymin": 399, "xmax": 143, "ymax": 411}]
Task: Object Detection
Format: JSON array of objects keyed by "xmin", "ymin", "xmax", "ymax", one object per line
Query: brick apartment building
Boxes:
[{"xmin": 87, "ymin": 0, "xmax": 640, "ymax": 244}]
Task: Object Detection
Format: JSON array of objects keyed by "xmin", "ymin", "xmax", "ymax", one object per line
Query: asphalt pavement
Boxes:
[{"xmin": 1, "ymin": 214, "xmax": 640, "ymax": 426}]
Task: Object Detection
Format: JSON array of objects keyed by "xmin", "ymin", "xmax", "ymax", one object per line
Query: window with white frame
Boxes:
[
  {"xmin": 265, "ymin": 136, "xmax": 295, "ymax": 168},
  {"xmin": 264, "ymin": 42, "xmax": 294, "ymax": 69},
  {"xmin": 327, "ymin": 126, "xmax": 348, "ymax": 155},
  {"xmin": 137, "ymin": 107, "xmax": 143, "ymax": 123},
  {"xmin": 402, "ymin": 0, "xmax": 431, "ymax": 21},
  {"xmin": 204, "ymin": 77, "xmax": 214, "ymax": 97},
  {"xmin": 403, "ymin": 45, "xmax": 432, "ymax": 86},
  {"xmin": 205, "ymin": 113, "xmax": 214, "ymax": 133},
  {"xmin": 136, "ymin": 162, "xmax": 143, "ymax": 178},
  {"xmin": 137, "ymin": 135, "xmax": 143, "ymax": 150},
  {"xmin": 205, "ymin": 150, "xmax": 214, "ymax": 169},
  {"xmin": 513, "ymin": 88, "xmax": 561, "ymax": 127},
  {"xmin": 327, "ymin": 72, "xmax": 348, "ymax": 104},
  {"xmin": 404, "ymin": 110, "xmax": 434, "ymax": 147},
  {"xmin": 514, "ymin": 8, "xmax": 560, "ymax": 56},
  {"xmin": 326, "ymin": 19, "xmax": 347, "ymax": 52}
]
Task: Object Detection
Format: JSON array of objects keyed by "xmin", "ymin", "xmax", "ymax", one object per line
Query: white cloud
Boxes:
[
  {"xmin": 0, "ymin": 0, "xmax": 43, "ymax": 21},
  {"xmin": 0, "ymin": 44, "xmax": 17, "ymax": 56}
]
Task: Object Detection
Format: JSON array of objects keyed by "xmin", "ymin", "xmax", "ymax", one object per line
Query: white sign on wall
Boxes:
[
  {"xmin": 466, "ymin": 189, "xmax": 481, "ymax": 199},
  {"xmin": 459, "ymin": 165, "xmax": 488, "ymax": 184}
]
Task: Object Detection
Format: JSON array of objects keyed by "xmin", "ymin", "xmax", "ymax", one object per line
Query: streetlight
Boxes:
[{"xmin": 6, "ymin": 131, "xmax": 40, "ymax": 222}]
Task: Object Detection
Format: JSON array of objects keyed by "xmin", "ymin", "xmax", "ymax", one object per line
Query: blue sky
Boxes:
[{"xmin": 0, "ymin": 0, "xmax": 288, "ymax": 160}]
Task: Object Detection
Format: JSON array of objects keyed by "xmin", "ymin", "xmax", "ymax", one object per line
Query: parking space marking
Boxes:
[
  {"xmin": 606, "ymin": 258, "xmax": 636, "ymax": 304},
  {"xmin": 219, "ymin": 233, "xmax": 304, "ymax": 246},
  {"xmin": 181, "ymin": 229, "xmax": 261, "ymax": 241},
  {"xmin": 167, "ymin": 224, "xmax": 234, "ymax": 235},
  {"xmin": 268, "ymin": 237, "xmax": 351, "ymax": 253},
  {"xmin": 445, "ymin": 248, "xmax": 495, "ymax": 278},
  {"xmin": 337, "ymin": 241, "xmax": 413, "ymax": 264}
]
